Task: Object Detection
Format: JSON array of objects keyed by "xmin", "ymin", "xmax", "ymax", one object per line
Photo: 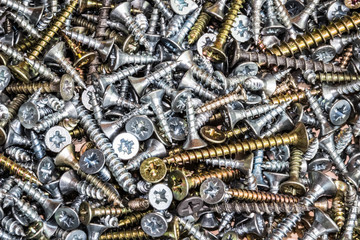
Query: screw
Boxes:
[
  {"xmin": 99, "ymin": 229, "xmax": 149, "ymax": 240},
  {"xmin": 273, "ymin": 0, "xmax": 297, "ymax": 39},
  {"xmin": 188, "ymin": 2, "xmax": 212, "ymax": 45},
  {"xmin": 7, "ymin": 12, "xmax": 41, "ymax": 39}
]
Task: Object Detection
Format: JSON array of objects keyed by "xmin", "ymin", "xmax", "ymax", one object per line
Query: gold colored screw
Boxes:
[
  {"xmin": 9, "ymin": 0, "xmax": 78, "ymax": 83},
  {"xmin": 79, "ymin": 0, "xmax": 114, "ymax": 12},
  {"xmin": 203, "ymin": 0, "xmax": 245, "ymax": 62},
  {"xmin": 272, "ymin": 75, "xmax": 297, "ymax": 96},
  {"xmin": 79, "ymin": 201, "xmax": 132, "ymax": 225},
  {"xmin": 332, "ymin": 180, "xmax": 347, "ymax": 230},
  {"xmin": 100, "ymin": 229, "xmax": 150, "ymax": 240},
  {"xmin": 224, "ymin": 126, "xmax": 250, "ymax": 139},
  {"xmin": 15, "ymin": 38, "xmax": 36, "ymax": 53},
  {"xmin": 164, "ymin": 123, "xmax": 309, "ymax": 166},
  {"xmin": 61, "ymin": 31, "xmax": 96, "ymax": 67},
  {"xmin": 72, "ymin": 16, "xmax": 97, "ymax": 31},
  {"xmin": 0, "ymin": 154, "xmax": 42, "ymax": 186},
  {"xmin": 127, "ymin": 198, "xmax": 150, "ymax": 211},
  {"xmin": 168, "ymin": 168, "xmax": 241, "ymax": 200},
  {"xmin": 118, "ymin": 211, "xmax": 152, "ymax": 228},
  {"xmin": 0, "ymin": 94, "xmax": 27, "ymax": 145},
  {"xmin": 68, "ymin": 126, "xmax": 86, "ymax": 139},
  {"xmin": 6, "ymin": 82, "xmax": 59, "ymax": 94},
  {"xmin": 279, "ymin": 148, "xmax": 306, "ymax": 196},
  {"xmin": 340, "ymin": 45, "xmax": 353, "ymax": 69},
  {"xmin": 188, "ymin": 2, "xmax": 212, "ymax": 45},
  {"xmin": 227, "ymin": 188, "xmax": 300, "ymax": 203},
  {"xmin": 196, "ymin": 85, "xmax": 246, "ymax": 114},
  {"xmin": 26, "ymin": 221, "xmax": 47, "ymax": 240},
  {"xmin": 269, "ymin": 89, "xmax": 320, "ymax": 105},
  {"xmin": 270, "ymin": 12, "xmax": 360, "ymax": 56},
  {"xmin": 316, "ymin": 72, "xmax": 360, "ymax": 83}
]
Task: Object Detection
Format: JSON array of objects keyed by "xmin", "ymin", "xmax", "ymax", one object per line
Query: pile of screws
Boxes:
[{"xmin": 1, "ymin": 0, "xmax": 360, "ymax": 239}]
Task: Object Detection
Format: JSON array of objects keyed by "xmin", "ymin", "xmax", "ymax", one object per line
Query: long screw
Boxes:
[{"xmin": 188, "ymin": 2, "xmax": 212, "ymax": 44}]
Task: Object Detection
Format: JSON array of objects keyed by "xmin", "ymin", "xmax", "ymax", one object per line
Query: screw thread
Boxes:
[
  {"xmin": 47, "ymin": 95, "xmax": 65, "ymax": 111},
  {"xmin": 147, "ymin": 8, "xmax": 159, "ymax": 35},
  {"xmin": 253, "ymin": 101, "xmax": 291, "ymax": 132},
  {"xmin": 25, "ymin": 58, "xmax": 61, "ymax": 82},
  {"xmin": 151, "ymin": 103, "xmax": 172, "ymax": 143},
  {"xmin": 36, "ymin": 12, "xmax": 53, "ymax": 32},
  {"xmin": 332, "ymin": 184, "xmax": 346, "ymax": 229},
  {"xmin": 340, "ymin": 45, "xmax": 353, "ymax": 69},
  {"xmin": 270, "ymin": 89, "xmax": 320, "ymax": 105},
  {"xmin": 34, "ymin": 112, "xmax": 63, "ymax": 132},
  {"xmin": 113, "ymin": 103, "xmax": 151, "ymax": 131},
  {"xmin": 89, "ymin": 91, "xmax": 103, "ymax": 124},
  {"xmin": 188, "ymin": 3, "xmax": 212, "ymax": 44},
  {"xmin": 252, "ymin": 0, "xmax": 262, "ymax": 43},
  {"xmin": 121, "ymin": 53, "xmax": 159, "ymax": 66},
  {"xmin": 94, "ymin": 206, "xmax": 132, "ymax": 217},
  {"xmin": 238, "ymin": 51, "xmax": 344, "ymax": 73},
  {"xmin": 1, "ymin": 216, "xmax": 25, "ymax": 236},
  {"xmin": 353, "ymin": 116, "xmax": 360, "ymax": 137},
  {"xmin": 0, "ymin": 228, "xmax": 16, "ymax": 240},
  {"xmin": 16, "ymin": 179, "xmax": 48, "ymax": 205},
  {"xmin": 127, "ymin": 198, "xmax": 150, "ymax": 211},
  {"xmin": 63, "ymin": 30, "xmax": 103, "ymax": 50},
  {"xmin": 268, "ymin": 212, "xmax": 302, "ymax": 240},
  {"xmin": 262, "ymin": 161, "xmax": 289, "ymax": 172},
  {"xmin": 0, "ymin": 0, "xmax": 30, "ymax": 18},
  {"xmin": 0, "ymin": 155, "xmax": 41, "ymax": 186},
  {"xmin": 273, "ymin": 0, "xmax": 296, "ymax": 38},
  {"xmin": 196, "ymin": 88, "xmax": 244, "ymax": 114},
  {"xmin": 340, "ymin": 196, "xmax": 358, "ymax": 239},
  {"xmin": 72, "ymin": 16, "xmax": 97, "ymax": 31},
  {"xmin": 29, "ymin": 0, "xmax": 78, "ymax": 60},
  {"xmin": 136, "ymin": 180, "xmax": 152, "ymax": 194},
  {"xmin": 6, "ymin": 82, "xmax": 57, "ymax": 95},
  {"xmin": 317, "ymin": 72, "xmax": 360, "ymax": 82},
  {"xmin": 270, "ymin": 12, "xmax": 360, "ymax": 56},
  {"xmin": 118, "ymin": 211, "xmax": 151, "ymax": 228},
  {"xmin": 5, "ymin": 146, "xmax": 32, "ymax": 162},
  {"xmin": 336, "ymin": 127, "xmax": 353, "ymax": 154},
  {"xmin": 188, "ymin": 169, "xmax": 241, "ymax": 189},
  {"xmin": 195, "ymin": 111, "xmax": 213, "ymax": 130},
  {"xmin": 0, "ymin": 42, "xmax": 24, "ymax": 61},
  {"xmin": 12, "ymin": 197, "xmax": 42, "ymax": 222},
  {"xmin": 231, "ymin": 104, "xmax": 279, "ymax": 125},
  {"xmin": 272, "ymin": 79, "xmax": 297, "ymax": 96},
  {"xmin": 213, "ymin": 202, "xmax": 311, "ymax": 215},
  {"xmin": 100, "ymin": 65, "xmax": 145, "ymax": 85},
  {"xmin": 191, "ymin": 81, "xmax": 218, "ymax": 100},
  {"xmin": 126, "ymin": 152, "xmax": 151, "ymax": 171},
  {"xmin": 77, "ymin": 180, "xmax": 105, "ymax": 200},
  {"xmin": 100, "ymin": 229, "xmax": 150, "ymax": 240},
  {"xmin": 288, "ymin": 148, "xmax": 303, "ymax": 181},
  {"xmin": 204, "ymin": 158, "xmax": 246, "ymax": 169},
  {"xmin": 164, "ymin": 130, "xmax": 302, "ymax": 165},
  {"xmin": 303, "ymin": 138, "xmax": 319, "ymax": 161},
  {"xmin": 76, "ymin": 103, "xmax": 137, "ymax": 195},
  {"xmin": 146, "ymin": 61, "xmax": 178, "ymax": 83},
  {"xmin": 125, "ymin": 19, "xmax": 150, "ymax": 49},
  {"xmin": 214, "ymin": 0, "xmax": 245, "ymax": 49},
  {"xmin": 191, "ymin": 65, "xmax": 222, "ymax": 90},
  {"xmin": 227, "ymin": 188, "xmax": 299, "ymax": 203},
  {"xmin": 7, "ymin": 12, "xmax": 41, "ymax": 38},
  {"xmin": 305, "ymin": 89, "xmax": 328, "ymax": 126},
  {"xmin": 166, "ymin": 14, "xmax": 186, "ymax": 38},
  {"xmin": 153, "ymin": 0, "xmax": 172, "ymax": 20},
  {"xmin": 224, "ymin": 126, "xmax": 249, "ymax": 139},
  {"xmin": 174, "ymin": 8, "xmax": 202, "ymax": 45}
]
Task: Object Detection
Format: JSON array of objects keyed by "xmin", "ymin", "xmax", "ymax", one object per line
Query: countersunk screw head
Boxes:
[
  {"xmin": 112, "ymin": 132, "xmax": 139, "ymax": 160},
  {"xmin": 125, "ymin": 115, "xmax": 154, "ymax": 141},
  {"xmin": 60, "ymin": 74, "xmax": 75, "ymax": 101},
  {"xmin": 222, "ymin": 231, "xmax": 240, "ymax": 240},
  {"xmin": 18, "ymin": 102, "xmax": 40, "ymax": 129},
  {"xmin": 65, "ymin": 230, "xmax": 87, "ymax": 240},
  {"xmin": 329, "ymin": 99, "xmax": 351, "ymax": 126},
  {"xmin": 36, "ymin": 156, "xmax": 56, "ymax": 184},
  {"xmin": 140, "ymin": 157, "xmax": 167, "ymax": 183},
  {"xmin": 0, "ymin": 65, "xmax": 11, "ymax": 91},
  {"xmin": 79, "ymin": 149, "xmax": 105, "ymax": 175},
  {"xmin": 168, "ymin": 170, "xmax": 189, "ymax": 201},
  {"xmin": 45, "ymin": 126, "xmax": 72, "ymax": 153},
  {"xmin": 55, "ymin": 206, "xmax": 80, "ymax": 230},
  {"xmin": 176, "ymin": 196, "xmax": 204, "ymax": 216},
  {"xmin": 79, "ymin": 201, "xmax": 92, "ymax": 225},
  {"xmin": 168, "ymin": 116, "xmax": 188, "ymax": 141},
  {"xmin": 141, "ymin": 212, "xmax": 168, "ymax": 237},
  {"xmin": 170, "ymin": 0, "xmax": 198, "ymax": 15},
  {"xmin": 200, "ymin": 178, "xmax": 226, "ymax": 204},
  {"xmin": 148, "ymin": 183, "xmax": 173, "ymax": 210},
  {"xmin": 200, "ymin": 126, "xmax": 226, "ymax": 144}
]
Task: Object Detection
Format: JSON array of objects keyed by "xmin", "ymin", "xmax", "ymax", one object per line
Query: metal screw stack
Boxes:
[{"xmin": 0, "ymin": 0, "xmax": 360, "ymax": 239}]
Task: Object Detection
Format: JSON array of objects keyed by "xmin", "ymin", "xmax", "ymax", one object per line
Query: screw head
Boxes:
[
  {"xmin": 168, "ymin": 170, "xmax": 189, "ymax": 201},
  {"xmin": 65, "ymin": 230, "xmax": 87, "ymax": 240},
  {"xmin": 200, "ymin": 126, "xmax": 226, "ymax": 144},
  {"xmin": 81, "ymin": 85, "xmax": 96, "ymax": 110},
  {"xmin": 148, "ymin": 183, "xmax": 173, "ymax": 210},
  {"xmin": 125, "ymin": 115, "xmax": 154, "ymax": 141},
  {"xmin": 36, "ymin": 156, "xmax": 56, "ymax": 184},
  {"xmin": 60, "ymin": 74, "xmax": 75, "ymax": 101},
  {"xmin": 0, "ymin": 65, "xmax": 11, "ymax": 91},
  {"xmin": 329, "ymin": 99, "xmax": 351, "ymax": 126},
  {"xmin": 79, "ymin": 149, "xmax": 105, "ymax": 174},
  {"xmin": 308, "ymin": 157, "xmax": 332, "ymax": 172},
  {"xmin": 203, "ymin": 45, "xmax": 227, "ymax": 62},
  {"xmin": 231, "ymin": 15, "xmax": 252, "ymax": 43},
  {"xmin": 170, "ymin": 0, "xmax": 198, "ymax": 15},
  {"xmin": 176, "ymin": 196, "xmax": 204, "ymax": 216},
  {"xmin": 112, "ymin": 132, "xmax": 139, "ymax": 160},
  {"xmin": 233, "ymin": 62, "xmax": 259, "ymax": 76},
  {"xmin": 141, "ymin": 212, "xmax": 168, "ymax": 237},
  {"xmin": 168, "ymin": 116, "xmax": 188, "ymax": 141},
  {"xmin": 312, "ymin": 45, "xmax": 336, "ymax": 63},
  {"xmin": 200, "ymin": 178, "xmax": 226, "ymax": 204},
  {"xmin": 55, "ymin": 206, "xmax": 80, "ymax": 230},
  {"xmin": 45, "ymin": 126, "xmax": 72, "ymax": 153},
  {"xmin": 140, "ymin": 157, "xmax": 167, "ymax": 183},
  {"xmin": 18, "ymin": 102, "xmax": 40, "ymax": 129},
  {"xmin": 222, "ymin": 231, "xmax": 239, "ymax": 240},
  {"xmin": 79, "ymin": 202, "xmax": 92, "ymax": 225},
  {"xmin": 197, "ymin": 33, "xmax": 216, "ymax": 57}
]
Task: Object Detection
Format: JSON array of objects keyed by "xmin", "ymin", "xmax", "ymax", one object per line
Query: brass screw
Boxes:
[
  {"xmin": 315, "ymin": 73, "xmax": 360, "ymax": 83},
  {"xmin": 79, "ymin": 201, "xmax": 132, "ymax": 225},
  {"xmin": 272, "ymin": 75, "xmax": 297, "ymax": 96},
  {"xmin": 279, "ymin": 148, "xmax": 306, "ymax": 196},
  {"xmin": 140, "ymin": 157, "xmax": 167, "ymax": 183},
  {"xmin": 26, "ymin": 221, "xmax": 47, "ymax": 240},
  {"xmin": 68, "ymin": 126, "xmax": 86, "ymax": 139},
  {"xmin": 340, "ymin": 45, "xmax": 353, "ymax": 69},
  {"xmin": 72, "ymin": 16, "xmax": 97, "ymax": 32},
  {"xmin": 227, "ymin": 188, "xmax": 300, "ymax": 203},
  {"xmin": 224, "ymin": 125, "xmax": 250, "ymax": 139},
  {"xmin": 203, "ymin": 0, "xmax": 245, "ymax": 62},
  {"xmin": 15, "ymin": 38, "xmax": 37, "ymax": 53},
  {"xmin": 118, "ymin": 211, "xmax": 152, "ymax": 228},
  {"xmin": 332, "ymin": 180, "xmax": 347, "ymax": 230},
  {"xmin": 100, "ymin": 229, "xmax": 150, "ymax": 240},
  {"xmin": 164, "ymin": 123, "xmax": 309, "ymax": 166},
  {"xmin": 6, "ymin": 81, "xmax": 59, "ymax": 94},
  {"xmin": 79, "ymin": 0, "xmax": 114, "ymax": 13},
  {"xmin": 0, "ymin": 94, "xmax": 27, "ymax": 145},
  {"xmin": 168, "ymin": 168, "xmax": 241, "ymax": 200},
  {"xmin": 188, "ymin": 2, "xmax": 213, "ymax": 45},
  {"xmin": 196, "ymin": 85, "xmax": 247, "ymax": 114},
  {"xmin": 9, "ymin": 0, "xmax": 79, "ymax": 82},
  {"xmin": 0, "ymin": 154, "xmax": 42, "ymax": 186},
  {"xmin": 61, "ymin": 31, "xmax": 96, "ymax": 67},
  {"xmin": 269, "ymin": 89, "xmax": 320, "ymax": 105},
  {"xmin": 270, "ymin": 12, "xmax": 360, "ymax": 56}
]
